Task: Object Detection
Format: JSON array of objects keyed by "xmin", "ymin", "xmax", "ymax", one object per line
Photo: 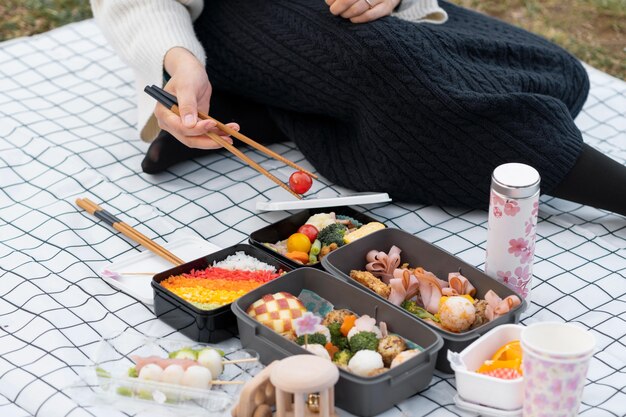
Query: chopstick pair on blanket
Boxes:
[
  {"xmin": 76, "ymin": 197, "xmax": 184, "ymax": 266},
  {"xmin": 144, "ymin": 85, "xmax": 317, "ymax": 199}
]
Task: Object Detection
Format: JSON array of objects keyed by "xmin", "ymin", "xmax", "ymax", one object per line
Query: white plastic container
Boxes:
[{"xmin": 449, "ymin": 324, "xmax": 524, "ymax": 412}]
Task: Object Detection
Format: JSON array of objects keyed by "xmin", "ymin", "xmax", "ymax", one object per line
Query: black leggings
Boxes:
[{"xmin": 144, "ymin": 0, "xmax": 626, "ymax": 215}]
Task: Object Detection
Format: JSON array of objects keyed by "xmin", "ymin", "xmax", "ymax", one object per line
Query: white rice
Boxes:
[{"xmin": 213, "ymin": 251, "xmax": 277, "ymax": 272}]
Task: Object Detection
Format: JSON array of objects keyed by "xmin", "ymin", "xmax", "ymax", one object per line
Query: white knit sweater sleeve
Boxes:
[
  {"xmin": 90, "ymin": 0, "xmax": 206, "ymax": 141},
  {"xmin": 393, "ymin": 0, "xmax": 448, "ymax": 24}
]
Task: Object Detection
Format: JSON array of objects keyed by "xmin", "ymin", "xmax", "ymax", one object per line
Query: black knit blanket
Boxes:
[{"xmin": 193, "ymin": 0, "xmax": 589, "ymax": 208}]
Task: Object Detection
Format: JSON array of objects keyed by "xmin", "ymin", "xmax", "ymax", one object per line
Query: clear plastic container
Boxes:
[{"xmin": 68, "ymin": 329, "xmax": 260, "ymax": 415}]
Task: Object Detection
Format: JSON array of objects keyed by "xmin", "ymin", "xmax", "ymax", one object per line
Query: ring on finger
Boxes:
[{"xmin": 363, "ymin": 0, "xmax": 374, "ymax": 9}]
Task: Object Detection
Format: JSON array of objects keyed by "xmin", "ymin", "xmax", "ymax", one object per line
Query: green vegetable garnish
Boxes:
[
  {"xmin": 349, "ymin": 331, "xmax": 379, "ymax": 353},
  {"xmin": 127, "ymin": 366, "xmax": 138, "ymax": 378},
  {"xmin": 401, "ymin": 301, "xmax": 440, "ymax": 322},
  {"xmin": 116, "ymin": 386, "xmax": 133, "ymax": 397},
  {"xmin": 168, "ymin": 347, "xmax": 198, "ymax": 360},
  {"xmin": 295, "ymin": 333, "xmax": 327, "ymax": 346},
  {"xmin": 332, "ymin": 349, "xmax": 353, "ymax": 366},
  {"xmin": 318, "ymin": 224, "xmax": 347, "ymax": 247}
]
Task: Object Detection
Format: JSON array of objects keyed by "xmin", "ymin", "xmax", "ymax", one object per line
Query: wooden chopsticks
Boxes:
[
  {"xmin": 144, "ymin": 85, "xmax": 315, "ymax": 200},
  {"xmin": 76, "ymin": 197, "xmax": 184, "ymax": 266}
]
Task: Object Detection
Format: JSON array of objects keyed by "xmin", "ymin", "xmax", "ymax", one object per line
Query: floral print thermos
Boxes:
[{"xmin": 485, "ymin": 163, "xmax": 540, "ymax": 300}]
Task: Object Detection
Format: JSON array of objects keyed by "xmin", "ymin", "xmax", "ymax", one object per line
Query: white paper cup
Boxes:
[{"xmin": 520, "ymin": 322, "xmax": 595, "ymax": 417}]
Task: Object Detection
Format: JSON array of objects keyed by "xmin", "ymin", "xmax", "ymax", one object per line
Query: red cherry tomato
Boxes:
[
  {"xmin": 289, "ymin": 171, "xmax": 313, "ymax": 194},
  {"xmin": 297, "ymin": 224, "xmax": 319, "ymax": 243}
]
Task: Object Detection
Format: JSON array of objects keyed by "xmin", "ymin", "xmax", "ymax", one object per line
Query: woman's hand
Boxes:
[
  {"xmin": 157, "ymin": 47, "xmax": 239, "ymax": 149},
  {"xmin": 326, "ymin": 0, "xmax": 401, "ymax": 23}
]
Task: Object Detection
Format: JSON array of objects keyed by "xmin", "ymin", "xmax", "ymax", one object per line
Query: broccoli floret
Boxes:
[
  {"xmin": 401, "ymin": 301, "xmax": 440, "ymax": 322},
  {"xmin": 333, "ymin": 349, "xmax": 353, "ymax": 366},
  {"xmin": 295, "ymin": 333, "xmax": 327, "ymax": 346},
  {"xmin": 349, "ymin": 331, "xmax": 379, "ymax": 353},
  {"xmin": 328, "ymin": 322, "xmax": 349, "ymax": 350},
  {"xmin": 318, "ymin": 224, "xmax": 347, "ymax": 247}
]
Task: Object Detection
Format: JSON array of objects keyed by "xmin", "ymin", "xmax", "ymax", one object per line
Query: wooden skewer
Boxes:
[
  {"xmin": 196, "ymin": 110, "xmax": 317, "ymax": 180},
  {"xmin": 168, "ymin": 104, "xmax": 303, "ymax": 200},
  {"xmin": 76, "ymin": 198, "xmax": 184, "ymax": 266},
  {"xmin": 222, "ymin": 358, "xmax": 259, "ymax": 365},
  {"xmin": 211, "ymin": 380, "xmax": 245, "ymax": 385}
]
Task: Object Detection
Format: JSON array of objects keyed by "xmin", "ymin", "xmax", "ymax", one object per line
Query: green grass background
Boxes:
[{"xmin": 0, "ymin": 0, "xmax": 624, "ymax": 80}]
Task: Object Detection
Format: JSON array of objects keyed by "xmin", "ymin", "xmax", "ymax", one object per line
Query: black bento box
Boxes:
[
  {"xmin": 232, "ymin": 268, "xmax": 443, "ymax": 417},
  {"xmin": 152, "ymin": 244, "xmax": 293, "ymax": 343},
  {"xmin": 249, "ymin": 206, "xmax": 382, "ymax": 269},
  {"xmin": 322, "ymin": 228, "xmax": 527, "ymax": 373}
]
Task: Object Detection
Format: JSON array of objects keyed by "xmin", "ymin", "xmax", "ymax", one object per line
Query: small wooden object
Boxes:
[{"xmin": 232, "ymin": 356, "xmax": 338, "ymax": 417}]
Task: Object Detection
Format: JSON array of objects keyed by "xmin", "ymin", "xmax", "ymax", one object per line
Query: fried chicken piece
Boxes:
[
  {"xmin": 349, "ymin": 270, "xmax": 391, "ymax": 299},
  {"xmin": 377, "ymin": 335, "xmax": 407, "ymax": 367},
  {"xmin": 319, "ymin": 243, "xmax": 339, "ymax": 260},
  {"xmin": 322, "ymin": 309, "xmax": 354, "ymax": 326},
  {"xmin": 470, "ymin": 299, "xmax": 489, "ymax": 330}
]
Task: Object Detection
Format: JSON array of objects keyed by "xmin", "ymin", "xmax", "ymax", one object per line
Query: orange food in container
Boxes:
[{"xmin": 448, "ymin": 324, "xmax": 524, "ymax": 412}]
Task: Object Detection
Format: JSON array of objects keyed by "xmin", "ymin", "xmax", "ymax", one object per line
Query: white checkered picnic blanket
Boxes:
[{"xmin": 0, "ymin": 20, "xmax": 624, "ymax": 417}]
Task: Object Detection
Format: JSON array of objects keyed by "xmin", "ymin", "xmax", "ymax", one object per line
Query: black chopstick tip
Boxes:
[{"xmin": 144, "ymin": 85, "xmax": 177, "ymax": 109}]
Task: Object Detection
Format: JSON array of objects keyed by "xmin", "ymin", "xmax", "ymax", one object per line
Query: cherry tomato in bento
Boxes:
[
  {"xmin": 289, "ymin": 171, "xmax": 313, "ymax": 194},
  {"xmin": 297, "ymin": 224, "xmax": 319, "ymax": 243}
]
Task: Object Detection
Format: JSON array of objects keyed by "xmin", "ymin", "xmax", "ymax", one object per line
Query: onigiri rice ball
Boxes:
[
  {"xmin": 390, "ymin": 349, "xmax": 420, "ymax": 368},
  {"xmin": 348, "ymin": 350, "xmax": 384, "ymax": 377},
  {"xmin": 305, "ymin": 344, "xmax": 331, "ymax": 360},
  {"xmin": 439, "ymin": 296, "xmax": 476, "ymax": 332}
]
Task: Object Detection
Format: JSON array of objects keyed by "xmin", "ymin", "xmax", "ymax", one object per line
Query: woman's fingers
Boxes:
[
  {"xmin": 178, "ymin": 125, "xmax": 238, "ymax": 150},
  {"xmin": 341, "ymin": 0, "xmax": 370, "ymax": 18},
  {"xmin": 174, "ymin": 83, "xmax": 201, "ymax": 128},
  {"xmin": 329, "ymin": 0, "xmax": 360, "ymax": 16},
  {"xmin": 350, "ymin": 3, "xmax": 392, "ymax": 23},
  {"xmin": 158, "ymin": 115, "xmax": 240, "ymax": 150},
  {"xmin": 156, "ymin": 105, "xmax": 216, "ymax": 136}
]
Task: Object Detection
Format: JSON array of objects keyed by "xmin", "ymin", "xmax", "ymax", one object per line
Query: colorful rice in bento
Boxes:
[{"xmin": 160, "ymin": 252, "xmax": 283, "ymax": 310}]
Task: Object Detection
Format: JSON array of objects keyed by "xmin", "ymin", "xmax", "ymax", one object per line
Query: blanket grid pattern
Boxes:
[{"xmin": 0, "ymin": 20, "xmax": 624, "ymax": 417}]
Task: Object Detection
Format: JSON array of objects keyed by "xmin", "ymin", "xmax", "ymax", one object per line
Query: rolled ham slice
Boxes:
[
  {"xmin": 365, "ymin": 246, "xmax": 402, "ymax": 284},
  {"xmin": 132, "ymin": 355, "xmax": 199, "ymax": 373},
  {"xmin": 388, "ymin": 269, "xmax": 420, "ymax": 306},
  {"xmin": 413, "ymin": 268, "xmax": 445, "ymax": 314},
  {"xmin": 442, "ymin": 272, "xmax": 477, "ymax": 297},
  {"xmin": 483, "ymin": 290, "xmax": 522, "ymax": 321}
]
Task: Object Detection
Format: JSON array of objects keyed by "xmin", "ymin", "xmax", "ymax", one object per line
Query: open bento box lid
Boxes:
[
  {"xmin": 64, "ymin": 329, "xmax": 260, "ymax": 415},
  {"xmin": 255, "ymin": 192, "xmax": 391, "ymax": 211}
]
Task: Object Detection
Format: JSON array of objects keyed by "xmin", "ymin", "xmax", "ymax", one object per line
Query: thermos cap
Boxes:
[{"xmin": 491, "ymin": 163, "xmax": 541, "ymax": 199}]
